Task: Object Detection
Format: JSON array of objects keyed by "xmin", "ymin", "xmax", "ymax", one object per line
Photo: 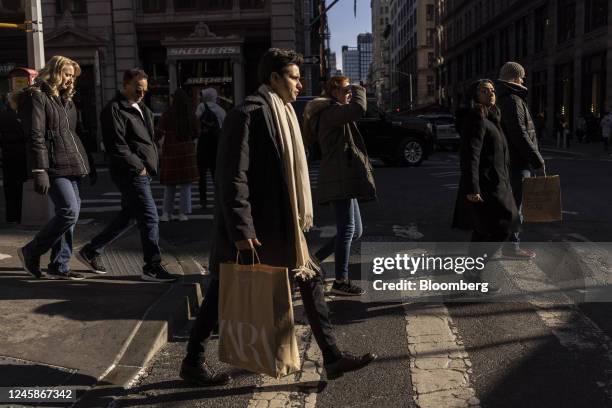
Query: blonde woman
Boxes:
[{"xmin": 18, "ymin": 55, "xmax": 91, "ymax": 280}]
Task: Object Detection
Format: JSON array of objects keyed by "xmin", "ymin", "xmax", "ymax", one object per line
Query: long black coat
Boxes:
[
  {"xmin": 0, "ymin": 109, "xmax": 27, "ymax": 181},
  {"xmin": 18, "ymin": 81, "xmax": 90, "ymax": 178},
  {"xmin": 209, "ymin": 94, "xmax": 298, "ymax": 278},
  {"xmin": 452, "ymin": 107, "xmax": 518, "ymax": 234}
]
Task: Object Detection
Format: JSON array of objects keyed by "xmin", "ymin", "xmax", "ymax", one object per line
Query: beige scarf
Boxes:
[{"xmin": 258, "ymin": 84, "xmax": 319, "ymax": 280}]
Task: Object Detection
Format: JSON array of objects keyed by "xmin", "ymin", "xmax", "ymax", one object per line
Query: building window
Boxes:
[
  {"xmin": 531, "ymin": 70, "xmax": 547, "ymax": 118},
  {"xmin": 427, "ymin": 75, "xmax": 434, "ymax": 96},
  {"xmin": 554, "ymin": 62, "xmax": 574, "ymax": 125},
  {"xmin": 426, "ymin": 4, "xmax": 434, "ymax": 21},
  {"xmin": 585, "ymin": 0, "xmax": 608, "ymax": 33},
  {"xmin": 475, "ymin": 43, "xmax": 483, "ymax": 75},
  {"xmin": 465, "ymin": 49, "xmax": 473, "ymax": 79},
  {"xmin": 142, "ymin": 0, "xmax": 166, "ymax": 12},
  {"xmin": 486, "ymin": 35, "xmax": 495, "ymax": 70},
  {"xmin": 534, "ymin": 5, "xmax": 548, "ymax": 53},
  {"xmin": 55, "ymin": 0, "xmax": 87, "ymax": 14},
  {"xmin": 210, "ymin": 0, "xmax": 234, "ymax": 9},
  {"xmin": 515, "ymin": 16, "xmax": 528, "ymax": 58},
  {"xmin": 428, "ymin": 52, "xmax": 434, "ymax": 68},
  {"xmin": 499, "ymin": 27, "xmax": 509, "ymax": 65},
  {"xmin": 457, "ymin": 54, "xmax": 464, "ymax": 81},
  {"xmin": 426, "ymin": 29, "xmax": 435, "ymax": 47},
  {"xmin": 582, "ymin": 53, "xmax": 607, "ymax": 116},
  {"xmin": 557, "ymin": 0, "xmax": 576, "ymax": 43}
]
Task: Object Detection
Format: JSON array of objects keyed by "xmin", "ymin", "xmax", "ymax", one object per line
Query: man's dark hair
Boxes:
[
  {"xmin": 123, "ymin": 68, "xmax": 148, "ymax": 85},
  {"xmin": 257, "ymin": 48, "xmax": 303, "ymax": 85}
]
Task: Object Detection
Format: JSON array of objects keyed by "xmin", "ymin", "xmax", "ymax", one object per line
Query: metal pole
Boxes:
[
  {"xmin": 409, "ymin": 73, "xmax": 413, "ymax": 110},
  {"xmin": 25, "ymin": 0, "xmax": 45, "ymax": 70}
]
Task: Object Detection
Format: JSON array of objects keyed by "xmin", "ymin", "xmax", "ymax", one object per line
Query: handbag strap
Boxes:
[{"xmin": 235, "ymin": 248, "xmax": 261, "ymax": 265}]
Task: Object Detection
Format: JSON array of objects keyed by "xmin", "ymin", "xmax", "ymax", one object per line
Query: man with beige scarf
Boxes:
[{"xmin": 179, "ymin": 48, "xmax": 376, "ymax": 385}]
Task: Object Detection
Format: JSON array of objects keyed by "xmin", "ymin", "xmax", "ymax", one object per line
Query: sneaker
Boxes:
[
  {"xmin": 18, "ymin": 246, "xmax": 42, "ymax": 278},
  {"xmin": 47, "ymin": 270, "xmax": 86, "ymax": 280},
  {"xmin": 160, "ymin": 213, "xmax": 170, "ymax": 222},
  {"xmin": 502, "ymin": 248, "xmax": 536, "ymax": 259},
  {"xmin": 331, "ymin": 279, "xmax": 365, "ymax": 296},
  {"xmin": 178, "ymin": 214, "xmax": 189, "ymax": 222},
  {"xmin": 141, "ymin": 263, "xmax": 178, "ymax": 282},
  {"xmin": 179, "ymin": 360, "xmax": 231, "ymax": 386},
  {"xmin": 324, "ymin": 352, "xmax": 377, "ymax": 379},
  {"xmin": 76, "ymin": 246, "xmax": 107, "ymax": 274}
]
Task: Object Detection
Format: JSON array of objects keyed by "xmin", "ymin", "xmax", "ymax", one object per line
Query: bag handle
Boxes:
[{"xmin": 235, "ymin": 248, "xmax": 261, "ymax": 265}]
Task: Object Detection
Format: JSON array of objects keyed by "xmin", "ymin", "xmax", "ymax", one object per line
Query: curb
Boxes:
[{"xmin": 72, "ymin": 242, "xmax": 208, "ymax": 408}]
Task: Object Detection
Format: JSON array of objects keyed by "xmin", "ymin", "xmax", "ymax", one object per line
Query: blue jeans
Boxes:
[
  {"xmin": 315, "ymin": 198, "xmax": 363, "ymax": 280},
  {"xmin": 26, "ymin": 177, "xmax": 81, "ymax": 273},
  {"xmin": 87, "ymin": 175, "xmax": 161, "ymax": 267},
  {"xmin": 162, "ymin": 184, "xmax": 192, "ymax": 215},
  {"xmin": 509, "ymin": 168, "xmax": 532, "ymax": 249}
]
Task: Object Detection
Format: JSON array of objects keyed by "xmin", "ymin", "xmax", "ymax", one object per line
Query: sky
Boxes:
[{"xmin": 326, "ymin": 0, "xmax": 372, "ymax": 70}]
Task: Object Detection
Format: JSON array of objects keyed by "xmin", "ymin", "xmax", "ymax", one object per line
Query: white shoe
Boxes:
[
  {"xmin": 160, "ymin": 213, "xmax": 170, "ymax": 222},
  {"xmin": 178, "ymin": 214, "xmax": 189, "ymax": 221}
]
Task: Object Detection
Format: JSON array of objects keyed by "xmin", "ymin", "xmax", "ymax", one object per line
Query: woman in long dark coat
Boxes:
[{"xmin": 452, "ymin": 80, "xmax": 518, "ymax": 283}]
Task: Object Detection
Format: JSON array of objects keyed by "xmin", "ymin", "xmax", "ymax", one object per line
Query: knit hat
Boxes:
[{"xmin": 499, "ymin": 62, "xmax": 525, "ymax": 81}]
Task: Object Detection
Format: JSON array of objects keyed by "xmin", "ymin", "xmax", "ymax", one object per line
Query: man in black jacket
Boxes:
[
  {"xmin": 495, "ymin": 62, "xmax": 545, "ymax": 258},
  {"xmin": 179, "ymin": 48, "xmax": 376, "ymax": 386},
  {"xmin": 76, "ymin": 68, "xmax": 176, "ymax": 282}
]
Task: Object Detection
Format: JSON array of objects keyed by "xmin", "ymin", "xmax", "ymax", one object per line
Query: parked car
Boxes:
[
  {"xmin": 418, "ymin": 114, "xmax": 460, "ymax": 151},
  {"xmin": 292, "ymin": 96, "xmax": 434, "ymax": 166}
]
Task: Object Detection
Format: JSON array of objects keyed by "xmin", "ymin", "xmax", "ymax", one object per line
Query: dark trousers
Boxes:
[
  {"xmin": 26, "ymin": 177, "xmax": 81, "ymax": 273},
  {"xmin": 315, "ymin": 198, "xmax": 363, "ymax": 280},
  {"xmin": 197, "ymin": 137, "xmax": 217, "ymax": 206},
  {"xmin": 186, "ymin": 272, "xmax": 339, "ymax": 365},
  {"xmin": 508, "ymin": 168, "xmax": 531, "ymax": 249},
  {"xmin": 1, "ymin": 159, "xmax": 25, "ymax": 223},
  {"xmin": 87, "ymin": 174, "xmax": 161, "ymax": 267}
]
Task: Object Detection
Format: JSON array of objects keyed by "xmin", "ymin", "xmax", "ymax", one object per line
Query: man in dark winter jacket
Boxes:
[
  {"xmin": 76, "ymin": 68, "xmax": 176, "ymax": 282},
  {"xmin": 495, "ymin": 62, "xmax": 545, "ymax": 258},
  {"xmin": 179, "ymin": 48, "xmax": 376, "ymax": 386}
]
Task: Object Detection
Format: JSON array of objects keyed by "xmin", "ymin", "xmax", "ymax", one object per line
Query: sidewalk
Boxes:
[
  {"xmin": 540, "ymin": 138, "xmax": 612, "ymax": 159},
  {"xmin": 0, "ymin": 221, "xmax": 208, "ymax": 407}
]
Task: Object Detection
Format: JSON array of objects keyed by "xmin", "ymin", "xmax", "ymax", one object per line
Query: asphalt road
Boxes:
[{"xmin": 49, "ymin": 149, "xmax": 612, "ymax": 407}]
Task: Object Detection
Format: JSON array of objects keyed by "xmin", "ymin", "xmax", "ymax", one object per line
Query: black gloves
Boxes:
[{"xmin": 33, "ymin": 171, "xmax": 50, "ymax": 195}]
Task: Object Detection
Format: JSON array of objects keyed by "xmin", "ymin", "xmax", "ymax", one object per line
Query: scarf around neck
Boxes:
[{"xmin": 257, "ymin": 84, "xmax": 319, "ymax": 280}]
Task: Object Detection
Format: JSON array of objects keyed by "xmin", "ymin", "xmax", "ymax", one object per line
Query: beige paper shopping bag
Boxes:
[
  {"xmin": 522, "ymin": 175, "xmax": 562, "ymax": 222},
  {"xmin": 218, "ymin": 257, "xmax": 300, "ymax": 378}
]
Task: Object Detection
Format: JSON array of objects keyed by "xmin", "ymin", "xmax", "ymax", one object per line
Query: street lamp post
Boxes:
[{"xmin": 25, "ymin": 0, "xmax": 45, "ymax": 70}]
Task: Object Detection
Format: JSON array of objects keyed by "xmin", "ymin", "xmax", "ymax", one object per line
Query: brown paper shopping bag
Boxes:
[
  {"xmin": 218, "ymin": 254, "xmax": 300, "ymax": 378},
  {"xmin": 522, "ymin": 175, "xmax": 562, "ymax": 222}
]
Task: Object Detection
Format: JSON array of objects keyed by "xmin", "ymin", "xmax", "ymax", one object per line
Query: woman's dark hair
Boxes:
[
  {"xmin": 468, "ymin": 79, "xmax": 495, "ymax": 119},
  {"xmin": 257, "ymin": 48, "xmax": 304, "ymax": 85},
  {"xmin": 172, "ymin": 88, "xmax": 193, "ymax": 141}
]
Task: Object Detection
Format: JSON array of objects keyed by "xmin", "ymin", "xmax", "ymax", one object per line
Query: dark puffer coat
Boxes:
[
  {"xmin": 494, "ymin": 80, "xmax": 544, "ymax": 171},
  {"xmin": 452, "ymin": 107, "xmax": 518, "ymax": 234},
  {"xmin": 19, "ymin": 81, "xmax": 90, "ymax": 178}
]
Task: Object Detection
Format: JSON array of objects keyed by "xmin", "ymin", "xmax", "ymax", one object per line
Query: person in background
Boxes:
[
  {"xmin": 304, "ymin": 76, "xmax": 376, "ymax": 296},
  {"xmin": 0, "ymin": 92, "xmax": 27, "ymax": 223},
  {"xmin": 17, "ymin": 56, "xmax": 91, "ymax": 280},
  {"xmin": 156, "ymin": 88, "xmax": 199, "ymax": 222},
  {"xmin": 453, "ymin": 79, "xmax": 518, "ymax": 292},
  {"xmin": 195, "ymin": 87, "xmax": 226, "ymax": 208},
  {"xmin": 76, "ymin": 68, "xmax": 177, "ymax": 283},
  {"xmin": 494, "ymin": 62, "xmax": 545, "ymax": 259}
]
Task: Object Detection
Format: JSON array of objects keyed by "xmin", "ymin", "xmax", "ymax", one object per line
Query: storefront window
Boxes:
[
  {"xmin": 585, "ymin": 0, "xmax": 608, "ymax": 33},
  {"xmin": 554, "ymin": 62, "xmax": 573, "ymax": 125},
  {"xmin": 240, "ymin": 0, "xmax": 265, "ymax": 9},
  {"xmin": 178, "ymin": 60, "xmax": 234, "ymax": 111},
  {"xmin": 531, "ymin": 70, "xmax": 547, "ymax": 117},
  {"xmin": 582, "ymin": 53, "xmax": 606, "ymax": 116}
]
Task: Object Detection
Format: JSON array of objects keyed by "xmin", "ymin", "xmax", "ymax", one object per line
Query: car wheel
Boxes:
[{"xmin": 397, "ymin": 138, "xmax": 424, "ymax": 166}]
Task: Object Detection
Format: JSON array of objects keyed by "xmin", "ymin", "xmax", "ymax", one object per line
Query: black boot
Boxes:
[
  {"xmin": 324, "ymin": 352, "xmax": 377, "ymax": 379},
  {"xmin": 179, "ymin": 359, "xmax": 232, "ymax": 386}
]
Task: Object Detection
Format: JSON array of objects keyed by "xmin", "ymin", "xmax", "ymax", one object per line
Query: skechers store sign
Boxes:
[{"xmin": 167, "ymin": 47, "xmax": 240, "ymax": 57}]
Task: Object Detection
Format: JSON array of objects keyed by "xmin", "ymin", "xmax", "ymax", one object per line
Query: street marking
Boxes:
[
  {"xmin": 562, "ymin": 210, "xmax": 579, "ymax": 215},
  {"xmin": 403, "ymin": 302, "xmax": 480, "ymax": 408},
  {"xmin": 0, "ymin": 253, "xmax": 12, "ymax": 261},
  {"xmin": 80, "ymin": 204, "xmax": 213, "ymax": 214},
  {"xmin": 247, "ymin": 324, "xmax": 321, "ymax": 408}
]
